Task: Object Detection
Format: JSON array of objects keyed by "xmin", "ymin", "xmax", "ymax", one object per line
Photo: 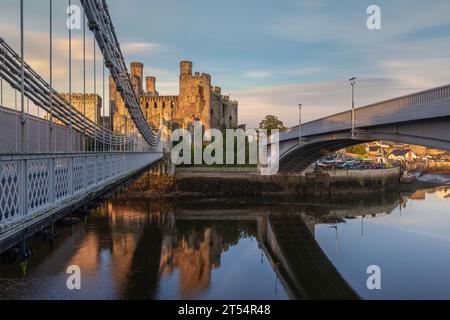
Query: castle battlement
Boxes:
[
  {"xmin": 110, "ymin": 60, "xmax": 238, "ymax": 133},
  {"xmin": 59, "ymin": 93, "xmax": 102, "ymax": 108},
  {"xmin": 212, "ymin": 86, "xmax": 222, "ymax": 95},
  {"xmin": 60, "ymin": 93, "xmax": 102, "ymax": 102},
  {"xmin": 141, "ymin": 95, "xmax": 179, "ymax": 102},
  {"xmin": 59, "ymin": 93, "xmax": 102, "ymax": 125}
]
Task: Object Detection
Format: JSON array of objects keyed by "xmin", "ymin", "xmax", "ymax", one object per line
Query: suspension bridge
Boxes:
[
  {"xmin": 1, "ymin": 0, "xmax": 450, "ymax": 255},
  {"xmin": 0, "ymin": 0, "xmax": 163, "ymax": 253}
]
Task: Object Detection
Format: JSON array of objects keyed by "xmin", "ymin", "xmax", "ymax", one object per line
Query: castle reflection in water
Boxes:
[{"xmin": 0, "ymin": 186, "xmax": 449, "ymax": 300}]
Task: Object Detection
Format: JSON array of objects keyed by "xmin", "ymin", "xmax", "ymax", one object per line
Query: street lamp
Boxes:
[
  {"xmin": 349, "ymin": 77, "xmax": 356, "ymax": 138},
  {"xmin": 298, "ymin": 104, "xmax": 303, "ymax": 143}
]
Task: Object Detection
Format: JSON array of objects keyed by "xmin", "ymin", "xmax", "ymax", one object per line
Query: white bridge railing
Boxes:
[
  {"xmin": 279, "ymin": 84, "xmax": 450, "ymax": 141},
  {"xmin": 0, "ymin": 152, "xmax": 161, "ymax": 230}
]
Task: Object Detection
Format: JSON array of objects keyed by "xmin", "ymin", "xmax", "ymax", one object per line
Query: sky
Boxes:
[{"xmin": 1, "ymin": 0, "xmax": 450, "ymax": 127}]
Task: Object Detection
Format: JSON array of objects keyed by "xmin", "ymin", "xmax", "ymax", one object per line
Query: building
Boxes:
[
  {"xmin": 387, "ymin": 149, "xmax": 418, "ymax": 162},
  {"xmin": 110, "ymin": 61, "xmax": 238, "ymax": 135},
  {"xmin": 365, "ymin": 142, "xmax": 390, "ymax": 163},
  {"xmin": 57, "ymin": 93, "xmax": 102, "ymax": 125},
  {"xmin": 366, "ymin": 143, "xmax": 389, "ymax": 157}
]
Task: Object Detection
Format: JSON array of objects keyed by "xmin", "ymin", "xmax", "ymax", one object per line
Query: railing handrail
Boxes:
[
  {"xmin": 281, "ymin": 83, "xmax": 450, "ymax": 138},
  {"xmin": 0, "ymin": 152, "xmax": 162, "ymax": 231}
]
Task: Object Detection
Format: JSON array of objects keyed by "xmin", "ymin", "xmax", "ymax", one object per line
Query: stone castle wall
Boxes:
[
  {"xmin": 210, "ymin": 87, "xmax": 238, "ymax": 130},
  {"xmin": 141, "ymin": 95, "xmax": 179, "ymax": 129},
  {"xmin": 110, "ymin": 60, "xmax": 238, "ymax": 135},
  {"xmin": 109, "ymin": 76, "xmax": 135, "ymax": 135},
  {"xmin": 58, "ymin": 93, "xmax": 102, "ymax": 125},
  {"xmin": 222, "ymin": 96, "xmax": 238, "ymax": 129}
]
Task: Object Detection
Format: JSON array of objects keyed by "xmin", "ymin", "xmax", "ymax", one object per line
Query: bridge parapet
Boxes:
[
  {"xmin": 280, "ymin": 84, "xmax": 450, "ymax": 141},
  {"xmin": 0, "ymin": 151, "xmax": 162, "ymax": 238}
]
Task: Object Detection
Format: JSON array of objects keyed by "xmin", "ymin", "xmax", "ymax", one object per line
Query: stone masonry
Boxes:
[
  {"xmin": 110, "ymin": 60, "xmax": 238, "ymax": 134},
  {"xmin": 57, "ymin": 93, "xmax": 102, "ymax": 125}
]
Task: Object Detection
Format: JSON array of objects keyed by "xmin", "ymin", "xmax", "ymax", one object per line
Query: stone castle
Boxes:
[
  {"xmin": 60, "ymin": 93, "xmax": 102, "ymax": 125},
  {"xmin": 109, "ymin": 61, "xmax": 238, "ymax": 135},
  {"xmin": 52, "ymin": 93, "xmax": 102, "ymax": 126}
]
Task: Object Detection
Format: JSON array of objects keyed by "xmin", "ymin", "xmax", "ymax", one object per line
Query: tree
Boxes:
[
  {"xmin": 346, "ymin": 144, "xmax": 367, "ymax": 156},
  {"xmin": 258, "ymin": 115, "xmax": 286, "ymax": 136}
]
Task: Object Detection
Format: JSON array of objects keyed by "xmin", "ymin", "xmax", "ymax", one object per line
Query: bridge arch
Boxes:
[{"xmin": 275, "ymin": 117, "xmax": 450, "ymax": 172}]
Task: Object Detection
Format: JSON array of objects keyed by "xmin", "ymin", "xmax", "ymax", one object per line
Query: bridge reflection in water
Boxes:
[{"xmin": 0, "ymin": 190, "xmax": 413, "ymax": 300}]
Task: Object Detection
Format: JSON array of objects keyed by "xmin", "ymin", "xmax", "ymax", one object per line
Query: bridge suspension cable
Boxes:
[
  {"xmin": 20, "ymin": 0, "xmax": 25, "ymax": 152},
  {"xmin": 80, "ymin": 0, "xmax": 161, "ymax": 147},
  {"xmin": 93, "ymin": 36, "xmax": 97, "ymax": 151},
  {"xmin": 103, "ymin": 56, "xmax": 106, "ymax": 151},
  {"xmin": 0, "ymin": 39, "xmax": 130, "ymax": 148},
  {"xmin": 0, "ymin": 0, "xmax": 161, "ymax": 152},
  {"xmin": 83, "ymin": 4, "xmax": 87, "ymax": 150},
  {"xmin": 49, "ymin": 0, "xmax": 54, "ymax": 151}
]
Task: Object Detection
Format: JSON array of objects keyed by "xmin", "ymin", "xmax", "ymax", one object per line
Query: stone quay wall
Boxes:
[{"xmin": 173, "ymin": 167, "xmax": 401, "ymax": 197}]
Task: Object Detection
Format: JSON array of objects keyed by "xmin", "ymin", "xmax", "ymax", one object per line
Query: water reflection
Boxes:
[
  {"xmin": 0, "ymin": 186, "xmax": 449, "ymax": 300},
  {"xmin": 315, "ymin": 186, "xmax": 450, "ymax": 300}
]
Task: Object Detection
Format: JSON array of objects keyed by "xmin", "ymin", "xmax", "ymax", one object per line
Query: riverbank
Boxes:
[{"xmin": 119, "ymin": 166, "xmax": 447, "ymax": 199}]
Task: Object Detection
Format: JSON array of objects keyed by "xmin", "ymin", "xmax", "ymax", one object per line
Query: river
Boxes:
[{"xmin": 0, "ymin": 175, "xmax": 449, "ymax": 300}]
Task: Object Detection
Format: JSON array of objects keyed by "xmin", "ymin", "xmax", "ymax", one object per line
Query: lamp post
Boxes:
[
  {"xmin": 298, "ymin": 104, "xmax": 303, "ymax": 143},
  {"xmin": 349, "ymin": 77, "xmax": 356, "ymax": 138}
]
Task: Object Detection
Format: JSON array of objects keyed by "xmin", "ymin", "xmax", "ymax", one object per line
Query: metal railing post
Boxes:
[
  {"xmin": 69, "ymin": 156, "xmax": 74, "ymax": 196},
  {"xmin": 20, "ymin": 158, "xmax": 28, "ymax": 218},
  {"xmin": 20, "ymin": 0, "xmax": 27, "ymax": 153},
  {"xmin": 49, "ymin": 157, "xmax": 55, "ymax": 203}
]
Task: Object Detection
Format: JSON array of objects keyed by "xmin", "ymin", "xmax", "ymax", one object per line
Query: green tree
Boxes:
[
  {"xmin": 258, "ymin": 115, "xmax": 286, "ymax": 136},
  {"xmin": 345, "ymin": 144, "xmax": 367, "ymax": 156}
]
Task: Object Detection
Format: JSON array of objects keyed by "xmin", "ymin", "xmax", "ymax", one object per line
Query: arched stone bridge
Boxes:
[{"xmin": 272, "ymin": 84, "xmax": 450, "ymax": 173}]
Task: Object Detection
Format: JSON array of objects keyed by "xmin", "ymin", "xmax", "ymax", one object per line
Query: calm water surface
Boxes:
[{"xmin": 0, "ymin": 178, "xmax": 450, "ymax": 300}]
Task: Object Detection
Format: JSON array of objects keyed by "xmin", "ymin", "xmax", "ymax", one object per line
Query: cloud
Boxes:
[
  {"xmin": 284, "ymin": 67, "xmax": 325, "ymax": 77},
  {"xmin": 378, "ymin": 57, "xmax": 450, "ymax": 89},
  {"xmin": 296, "ymin": 0, "xmax": 325, "ymax": 9},
  {"xmin": 121, "ymin": 42, "xmax": 167, "ymax": 54},
  {"xmin": 243, "ymin": 71, "xmax": 272, "ymax": 79},
  {"xmin": 2, "ymin": 1, "xmax": 450, "ymax": 132},
  {"xmin": 234, "ymin": 77, "xmax": 426, "ymax": 129},
  {"xmin": 270, "ymin": 2, "xmax": 450, "ymax": 46}
]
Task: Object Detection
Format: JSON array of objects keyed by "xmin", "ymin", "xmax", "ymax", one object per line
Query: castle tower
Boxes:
[
  {"xmin": 180, "ymin": 61, "xmax": 193, "ymax": 78},
  {"xmin": 130, "ymin": 62, "xmax": 143, "ymax": 98},
  {"xmin": 178, "ymin": 60, "xmax": 212, "ymax": 130},
  {"xmin": 146, "ymin": 76, "xmax": 157, "ymax": 96},
  {"xmin": 212, "ymin": 86, "xmax": 221, "ymax": 95}
]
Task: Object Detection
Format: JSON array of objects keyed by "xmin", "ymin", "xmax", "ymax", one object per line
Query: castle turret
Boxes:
[
  {"xmin": 180, "ymin": 61, "xmax": 193, "ymax": 77},
  {"xmin": 130, "ymin": 62, "xmax": 143, "ymax": 98},
  {"xmin": 212, "ymin": 86, "xmax": 221, "ymax": 95},
  {"xmin": 146, "ymin": 76, "xmax": 157, "ymax": 95}
]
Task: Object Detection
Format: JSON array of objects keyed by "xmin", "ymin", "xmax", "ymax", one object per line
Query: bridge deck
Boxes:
[{"xmin": 0, "ymin": 151, "xmax": 162, "ymax": 253}]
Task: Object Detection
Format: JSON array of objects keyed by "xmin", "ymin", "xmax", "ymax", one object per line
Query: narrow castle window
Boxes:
[
  {"xmin": 229, "ymin": 116, "xmax": 232, "ymax": 121},
  {"xmin": 171, "ymin": 101, "xmax": 174, "ymax": 108},
  {"xmin": 145, "ymin": 102, "xmax": 149, "ymax": 109},
  {"xmin": 162, "ymin": 101, "xmax": 166, "ymax": 109},
  {"xmin": 211, "ymin": 109, "xmax": 214, "ymax": 115},
  {"xmin": 154, "ymin": 101, "xmax": 157, "ymax": 109}
]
